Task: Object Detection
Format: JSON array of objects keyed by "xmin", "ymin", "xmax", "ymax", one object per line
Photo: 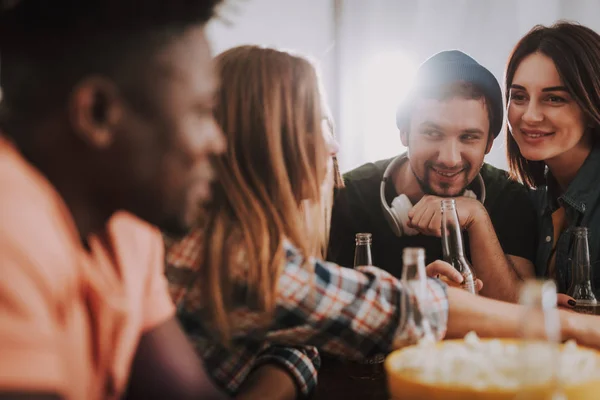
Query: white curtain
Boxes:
[{"xmin": 335, "ymin": 0, "xmax": 600, "ymax": 172}]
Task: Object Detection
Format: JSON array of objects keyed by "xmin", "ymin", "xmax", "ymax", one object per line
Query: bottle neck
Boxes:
[
  {"xmin": 402, "ymin": 254, "xmax": 425, "ymax": 281},
  {"xmin": 572, "ymin": 234, "xmax": 593, "ymax": 284},
  {"xmin": 441, "ymin": 205, "xmax": 466, "ymax": 259}
]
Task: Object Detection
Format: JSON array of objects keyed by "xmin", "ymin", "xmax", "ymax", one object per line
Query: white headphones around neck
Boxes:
[{"xmin": 380, "ymin": 154, "xmax": 486, "ymax": 237}]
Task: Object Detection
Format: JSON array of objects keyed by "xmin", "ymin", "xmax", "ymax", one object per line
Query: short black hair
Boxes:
[{"xmin": 0, "ymin": 0, "xmax": 222, "ymax": 129}]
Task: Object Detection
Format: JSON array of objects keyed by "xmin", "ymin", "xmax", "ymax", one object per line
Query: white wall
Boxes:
[
  {"xmin": 206, "ymin": 0, "xmax": 337, "ymax": 119},
  {"xmin": 336, "ymin": 0, "xmax": 600, "ymax": 172},
  {"xmin": 205, "ymin": 0, "xmax": 600, "ymax": 173}
]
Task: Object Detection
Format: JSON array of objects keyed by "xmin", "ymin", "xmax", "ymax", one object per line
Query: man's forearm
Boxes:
[{"xmin": 468, "ymin": 212, "xmax": 524, "ymax": 302}]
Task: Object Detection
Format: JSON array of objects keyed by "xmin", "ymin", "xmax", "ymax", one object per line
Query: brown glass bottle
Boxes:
[
  {"xmin": 354, "ymin": 233, "xmax": 373, "ymax": 267},
  {"xmin": 567, "ymin": 227, "xmax": 599, "ymax": 315},
  {"xmin": 348, "ymin": 233, "xmax": 384, "ymax": 380}
]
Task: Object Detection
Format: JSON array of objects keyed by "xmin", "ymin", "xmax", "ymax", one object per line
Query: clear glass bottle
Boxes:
[
  {"xmin": 517, "ymin": 280, "xmax": 565, "ymax": 400},
  {"xmin": 354, "ymin": 233, "xmax": 373, "ymax": 267},
  {"xmin": 440, "ymin": 199, "xmax": 477, "ymax": 294},
  {"xmin": 400, "ymin": 247, "xmax": 437, "ymax": 378},
  {"xmin": 567, "ymin": 227, "xmax": 598, "ymax": 315},
  {"xmin": 401, "ymin": 247, "xmax": 436, "ymax": 343}
]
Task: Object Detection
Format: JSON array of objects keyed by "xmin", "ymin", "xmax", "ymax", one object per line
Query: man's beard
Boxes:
[{"xmin": 412, "ymin": 161, "xmax": 473, "ymax": 197}]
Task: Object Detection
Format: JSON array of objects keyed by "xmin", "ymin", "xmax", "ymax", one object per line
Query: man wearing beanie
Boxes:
[
  {"xmin": 315, "ymin": 49, "xmax": 538, "ymax": 400},
  {"xmin": 328, "ymin": 50, "xmax": 536, "ymax": 302}
]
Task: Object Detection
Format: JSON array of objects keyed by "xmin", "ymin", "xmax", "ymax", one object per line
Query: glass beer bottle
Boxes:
[
  {"xmin": 567, "ymin": 227, "xmax": 598, "ymax": 315},
  {"xmin": 354, "ymin": 233, "xmax": 373, "ymax": 267},
  {"xmin": 440, "ymin": 199, "xmax": 477, "ymax": 294},
  {"xmin": 401, "ymin": 247, "xmax": 436, "ymax": 343},
  {"xmin": 349, "ymin": 233, "xmax": 385, "ymax": 378}
]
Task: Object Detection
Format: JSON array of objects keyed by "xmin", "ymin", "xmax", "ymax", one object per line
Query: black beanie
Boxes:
[{"xmin": 396, "ymin": 50, "xmax": 503, "ymax": 138}]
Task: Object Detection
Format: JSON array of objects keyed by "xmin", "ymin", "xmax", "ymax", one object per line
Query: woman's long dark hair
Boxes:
[{"xmin": 505, "ymin": 21, "xmax": 600, "ymax": 188}]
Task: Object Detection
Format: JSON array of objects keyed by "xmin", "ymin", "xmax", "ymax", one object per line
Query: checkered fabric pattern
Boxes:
[
  {"xmin": 166, "ymin": 230, "xmax": 320, "ymax": 397},
  {"xmin": 172, "ymin": 324, "xmax": 320, "ymax": 396},
  {"xmin": 165, "ymin": 227, "xmax": 449, "ymax": 395}
]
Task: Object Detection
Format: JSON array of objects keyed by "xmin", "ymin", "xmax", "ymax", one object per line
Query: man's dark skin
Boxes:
[{"xmin": 0, "ymin": 1, "xmax": 227, "ymax": 399}]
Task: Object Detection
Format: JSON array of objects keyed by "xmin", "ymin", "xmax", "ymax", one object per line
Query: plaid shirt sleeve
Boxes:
[
  {"xmin": 253, "ymin": 345, "xmax": 320, "ymax": 398},
  {"xmin": 165, "ymin": 230, "xmax": 321, "ymax": 398},
  {"xmin": 166, "ymin": 228, "xmax": 448, "ymax": 384},
  {"xmin": 193, "ymin": 337, "xmax": 319, "ymax": 397},
  {"xmin": 237, "ymin": 241, "xmax": 449, "ymax": 360}
]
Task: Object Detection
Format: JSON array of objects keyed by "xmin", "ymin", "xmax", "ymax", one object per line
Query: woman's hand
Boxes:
[{"xmin": 556, "ymin": 293, "xmax": 576, "ymax": 311}]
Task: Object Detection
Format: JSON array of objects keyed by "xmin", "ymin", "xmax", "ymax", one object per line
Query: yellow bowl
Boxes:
[{"xmin": 385, "ymin": 339, "xmax": 600, "ymax": 400}]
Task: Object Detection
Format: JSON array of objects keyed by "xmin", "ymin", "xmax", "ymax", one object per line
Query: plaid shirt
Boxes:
[
  {"xmin": 174, "ymin": 328, "xmax": 320, "ymax": 397},
  {"xmin": 166, "ymin": 230, "xmax": 320, "ymax": 397},
  {"xmin": 166, "ymin": 227, "xmax": 449, "ymax": 394}
]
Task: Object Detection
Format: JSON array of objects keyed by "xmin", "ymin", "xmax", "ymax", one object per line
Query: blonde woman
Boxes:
[
  {"xmin": 166, "ymin": 45, "xmax": 600, "ymax": 400},
  {"xmin": 166, "ymin": 45, "xmax": 337, "ymax": 400}
]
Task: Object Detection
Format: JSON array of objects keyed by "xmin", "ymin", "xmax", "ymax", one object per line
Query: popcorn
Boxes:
[{"xmin": 388, "ymin": 332, "xmax": 600, "ymax": 389}]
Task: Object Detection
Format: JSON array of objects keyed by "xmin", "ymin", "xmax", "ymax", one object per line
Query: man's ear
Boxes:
[
  {"xmin": 400, "ymin": 129, "xmax": 409, "ymax": 147},
  {"xmin": 485, "ymin": 132, "xmax": 494, "ymax": 154},
  {"xmin": 68, "ymin": 76, "xmax": 123, "ymax": 149}
]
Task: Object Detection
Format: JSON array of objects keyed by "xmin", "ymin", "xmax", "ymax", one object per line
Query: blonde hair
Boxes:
[{"xmin": 199, "ymin": 45, "xmax": 331, "ymax": 341}]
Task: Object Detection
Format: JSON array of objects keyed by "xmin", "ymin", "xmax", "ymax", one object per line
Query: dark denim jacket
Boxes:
[{"xmin": 531, "ymin": 145, "xmax": 600, "ymax": 294}]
